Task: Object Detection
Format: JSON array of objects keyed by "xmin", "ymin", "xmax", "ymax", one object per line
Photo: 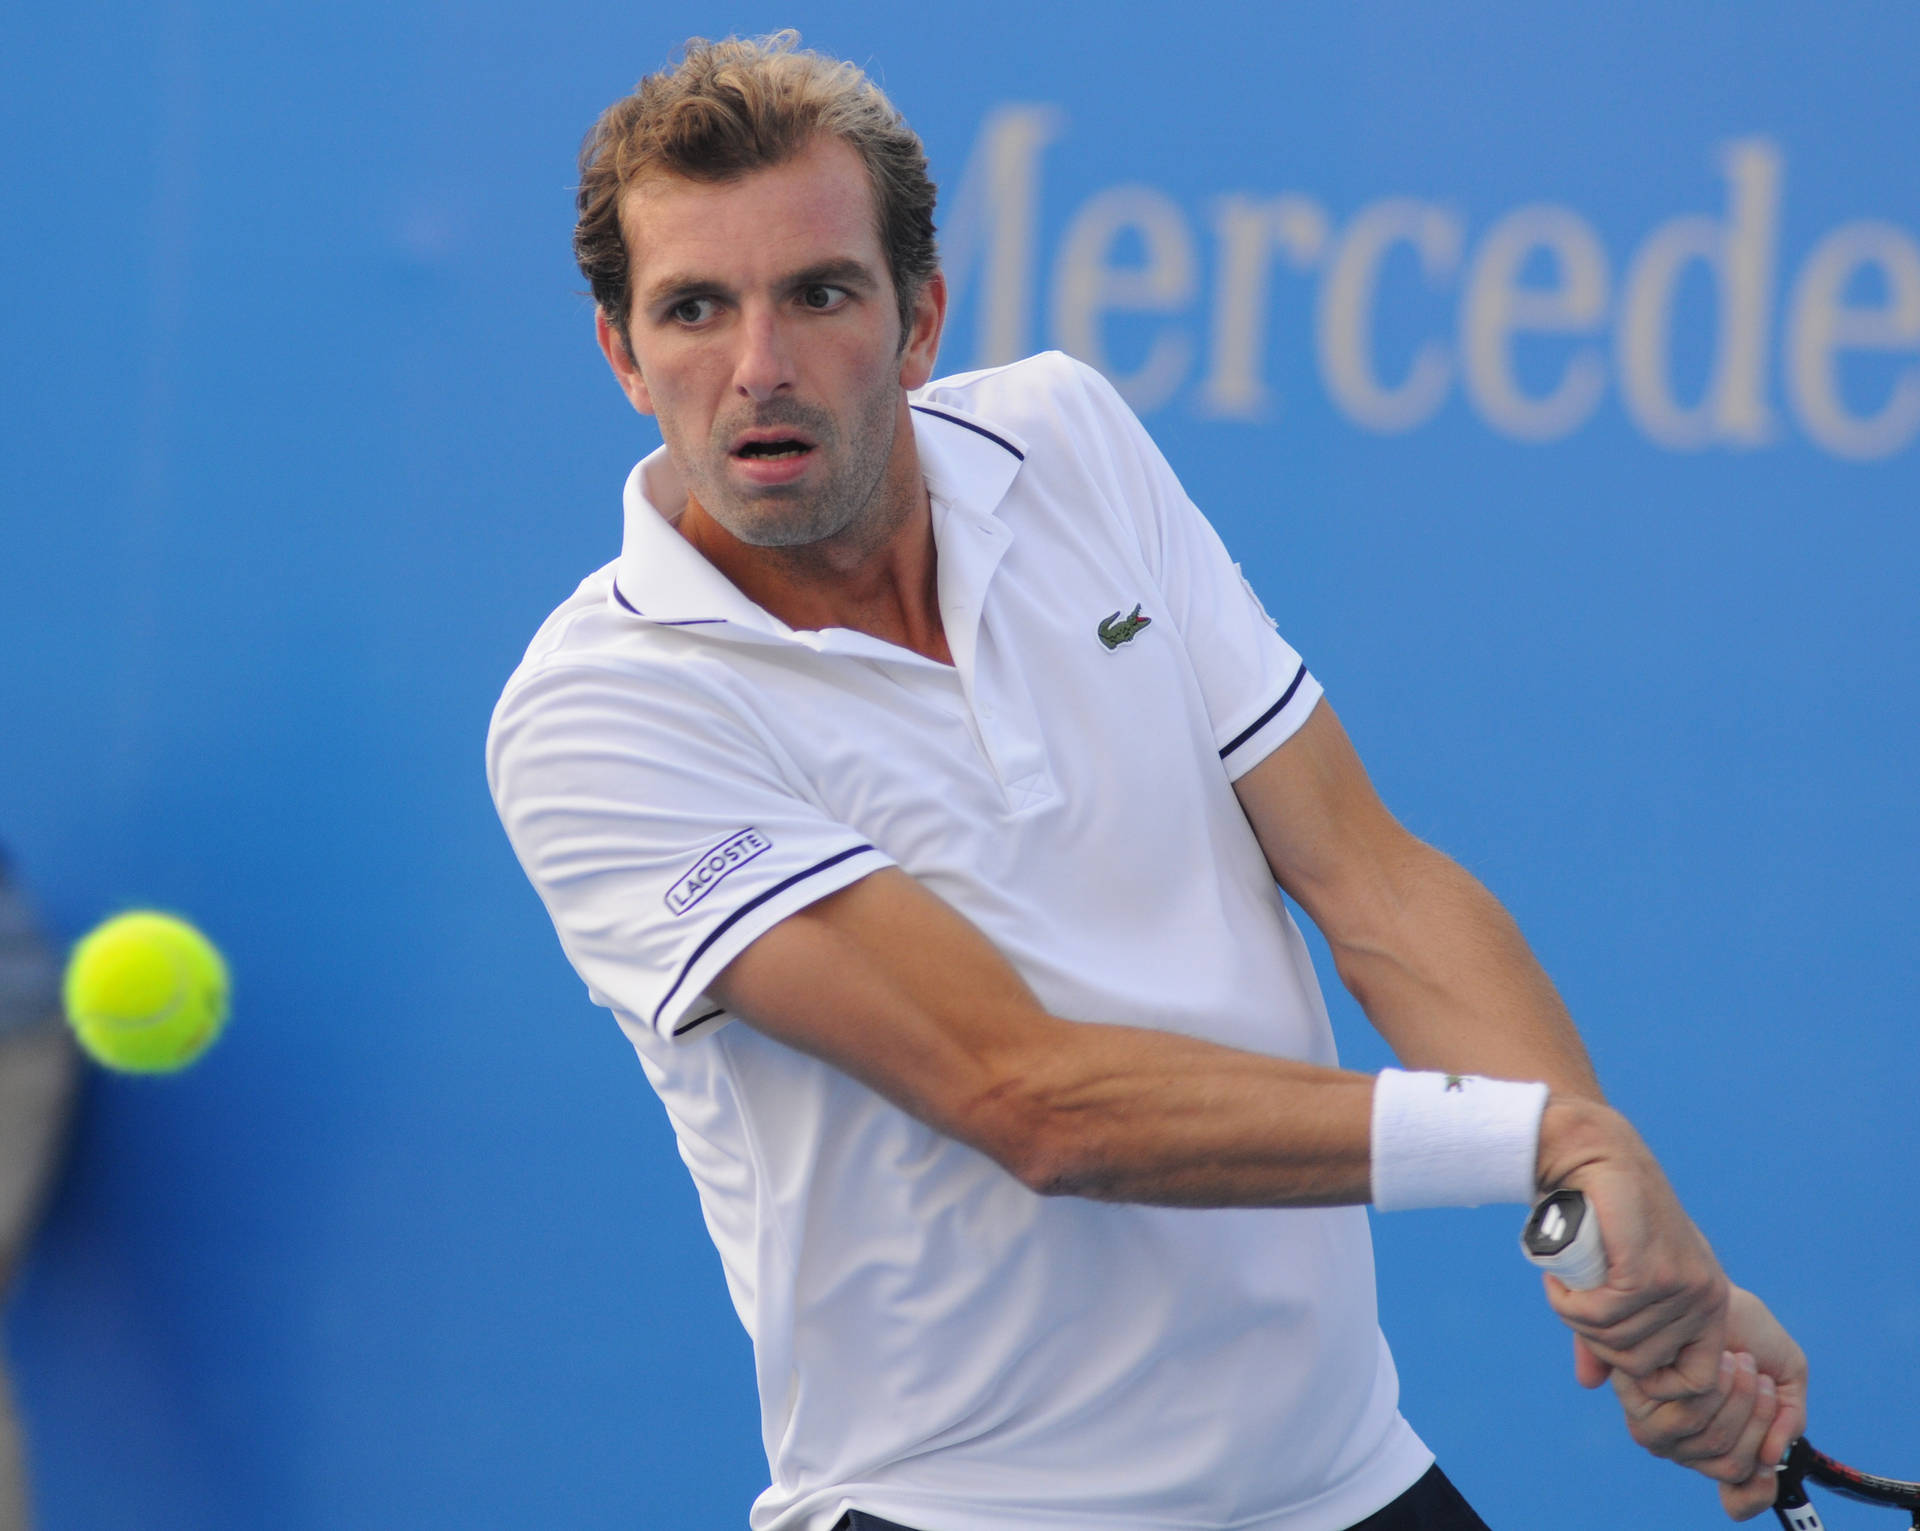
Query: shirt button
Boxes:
[{"xmin": 979, "ymin": 703, "xmax": 996, "ymax": 720}]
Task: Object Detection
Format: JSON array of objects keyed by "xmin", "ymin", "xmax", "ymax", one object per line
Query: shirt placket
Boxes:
[{"xmin": 933, "ymin": 499, "xmax": 1056, "ymax": 815}]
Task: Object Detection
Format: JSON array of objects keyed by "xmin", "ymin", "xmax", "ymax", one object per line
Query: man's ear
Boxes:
[
  {"xmin": 595, "ymin": 308, "xmax": 655, "ymax": 415},
  {"xmin": 898, "ymin": 270, "xmax": 947, "ymax": 392}
]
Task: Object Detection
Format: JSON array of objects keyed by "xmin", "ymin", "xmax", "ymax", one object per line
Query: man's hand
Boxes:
[
  {"xmin": 1536, "ymin": 1098, "xmax": 1732, "ymax": 1400},
  {"xmin": 1579, "ymin": 1287, "xmax": 1808, "ymax": 1521}
]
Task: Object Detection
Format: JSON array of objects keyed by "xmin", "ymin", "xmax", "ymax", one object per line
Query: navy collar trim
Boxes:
[
  {"xmin": 611, "ymin": 578, "xmax": 727, "ymax": 627},
  {"xmin": 910, "ymin": 404, "xmax": 1025, "ymax": 462}
]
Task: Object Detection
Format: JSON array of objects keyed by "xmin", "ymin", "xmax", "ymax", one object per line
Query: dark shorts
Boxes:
[{"xmin": 834, "ymin": 1464, "xmax": 1491, "ymax": 1531}]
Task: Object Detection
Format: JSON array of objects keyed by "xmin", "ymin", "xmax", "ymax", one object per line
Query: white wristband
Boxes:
[{"xmin": 1369, "ymin": 1069, "xmax": 1549, "ymax": 1211}]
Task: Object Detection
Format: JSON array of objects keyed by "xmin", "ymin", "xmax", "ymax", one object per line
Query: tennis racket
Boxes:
[{"xmin": 1522, "ymin": 1190, "xmax": 1920, "ymax": 1528}]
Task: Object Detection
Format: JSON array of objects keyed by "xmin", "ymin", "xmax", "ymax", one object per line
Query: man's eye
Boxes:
[
  {"xmin": 800, "ymin": 284, "xmax": 847, "ymax": 310},
  {"xmin": 669, "ymin": 297, "xmax": 717, "ymax": 324}
]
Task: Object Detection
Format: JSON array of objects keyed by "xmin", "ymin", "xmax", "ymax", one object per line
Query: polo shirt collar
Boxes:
[
  {"xmin": 905, "ymin": 396, "xmax": 1027, "ymax": 527},
  {"xmin": 611, "ymin": 448, "xmax": 782, "ymax": 633},
  {"xmin": 610, "ymin": 400, "xmax": 1028, "ymax": 637}
]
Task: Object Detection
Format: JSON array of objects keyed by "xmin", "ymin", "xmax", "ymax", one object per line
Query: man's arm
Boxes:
[
  {"xmin": 712, "ymin": 701, "xmax": 1713, "ymax": 1373},
  {"xmin": 1233, "ymin": 703, "xmax": 1727, "ymax": 1378},
  {"xmin": 709, "ymin": 698, "xmax": 1786, "ymax": 1492},
  {"xmin": 1229, "ymin": 699, "xmax": 1602, "ymax": 1098},
  {"xmin": 1234, "ymin": 700, "xmax": 1804, "ymax": 1516},
  {"xmin": 708, "ymin": 864, "xmax": 1379, "ymax": 1208}
]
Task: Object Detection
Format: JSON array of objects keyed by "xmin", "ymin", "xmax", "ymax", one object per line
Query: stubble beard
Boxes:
[{"xmin": 684, "ymin": 376, "xmax": 905, "ymax": 558}]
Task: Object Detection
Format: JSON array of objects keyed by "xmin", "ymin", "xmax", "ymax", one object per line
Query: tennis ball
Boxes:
[{"xmin": 62, "ymin": 910, "xmax": 230, "ymax": 1073}]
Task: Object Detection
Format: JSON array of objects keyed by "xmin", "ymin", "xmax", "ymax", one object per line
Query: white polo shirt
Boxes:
[{"xmin": 487, "ymin": 352, "xmax": 1432, "ymax": 1531}]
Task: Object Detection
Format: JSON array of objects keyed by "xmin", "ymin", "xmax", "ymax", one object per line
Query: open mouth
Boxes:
[{"xmin": 733, "ymin": 438, "xmax": 814, "ymax": 461}]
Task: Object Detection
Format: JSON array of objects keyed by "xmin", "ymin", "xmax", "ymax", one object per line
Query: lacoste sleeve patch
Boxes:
[
  {"xmin": 665, "ymin": 829, "xmax": 775, "ymax": 916},
  {"xmin": 488, "ymin": 663, "xmax": 896, "ymax": 1040}
]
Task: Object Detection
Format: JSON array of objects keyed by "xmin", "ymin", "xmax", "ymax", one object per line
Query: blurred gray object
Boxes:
[{"xmin": 0, "ymin": 850, "xmax": 81, "ymax": 1531}]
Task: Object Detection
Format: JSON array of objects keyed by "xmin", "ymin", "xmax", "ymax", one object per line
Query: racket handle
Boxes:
[
  {"xmin": 1521, "ymin": 1188, "xmax": 1608, "ymax": 1290},
  {"xmin": 1772, "ymin": 1476, "xmax": 1823, "ymax": 1531}
]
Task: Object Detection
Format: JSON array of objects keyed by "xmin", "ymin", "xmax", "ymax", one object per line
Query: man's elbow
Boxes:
[
  {"xmin": 954, "ymin": 1073, "xmax": 1091, "ymax": 1198},
  {"xmin": 1005, "ymin": 1126, "xmax": 1090, "ymax": 1197},
  {"xmin": 1325, "ymin": 929, "xmax": 1402, "ymax": 1016},
  {"xmin": 1313, "ymin": 835, "xmax": 1469, "ymax": 992}
]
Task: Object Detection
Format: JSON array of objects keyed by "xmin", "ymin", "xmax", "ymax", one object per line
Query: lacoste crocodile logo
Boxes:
[{"xmin": 1096, "ymin": 604, "xmax": 1153, "ymax": 650}]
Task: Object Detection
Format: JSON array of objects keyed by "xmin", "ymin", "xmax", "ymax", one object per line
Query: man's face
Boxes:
[{"xmin": 599, "ymin": 136, "xmax": 944, "ymax": 551}]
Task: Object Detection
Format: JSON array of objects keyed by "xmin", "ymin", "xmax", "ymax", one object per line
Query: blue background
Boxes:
[{"xmin": 4, "ymin": 3, "xmax": 1916, "ymax": 1527}]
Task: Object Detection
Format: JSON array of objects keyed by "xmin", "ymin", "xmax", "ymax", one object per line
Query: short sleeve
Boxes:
[
  {"xmin": 487, "ymin": 658, "xmax": 894, "ymax": 1040},
  {"xmin": 1055, "ymin": 356, "xmax": 1323, "ymax": 779}
]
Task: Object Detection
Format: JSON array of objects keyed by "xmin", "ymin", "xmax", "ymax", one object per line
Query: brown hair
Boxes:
[{"xmin": 575, "ymin": 31, "xmax": 939, "ymax": 347}]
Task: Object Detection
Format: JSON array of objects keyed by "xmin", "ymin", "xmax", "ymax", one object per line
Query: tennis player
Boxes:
[
  {"xmin": 0, "ymin": 847, "xmax": 79, "ymax": 1531},
  {"xmin": 488, "ymin": 32, "xmax": 1807, "ymax": 1531}
]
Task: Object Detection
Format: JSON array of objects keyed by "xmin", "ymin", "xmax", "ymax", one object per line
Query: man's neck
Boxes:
[{"xmin": 678, "ymin": 451, "xmax": 953, "ymax": 667}]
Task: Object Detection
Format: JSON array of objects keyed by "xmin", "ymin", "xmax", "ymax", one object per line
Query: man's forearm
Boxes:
[
  {"xmin": 1321, "ymin": 837, "xmax": 1604, "ymax": 1100},
  {"xmin": 1017, "ymin": 815, "xmax": 1604, "ymax": 1207},
  {"xmin": 715, "ymin": 869, "xmax": 1393, "ymax": 1208},
  {"xmin": 719, "ymin": 867, "xmax": 1589, "ymax": 1213},
  {"xmin": 986, "ymin": 1015, "xmax": 1381, "ymax": 1205},
  {"xmin": 1230, "ymin": 704, "xmax": 1600, "ymax": 1099}
]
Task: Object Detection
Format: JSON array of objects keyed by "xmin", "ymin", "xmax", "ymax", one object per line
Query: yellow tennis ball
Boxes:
[{"xmin": 61, "ymin": 911, "xmax": 230, "ymax": 1073}]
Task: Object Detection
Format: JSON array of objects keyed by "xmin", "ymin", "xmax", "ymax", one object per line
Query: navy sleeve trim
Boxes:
[
  {"xmin": 1218, "ymin": 663, "xmax": 1309, "ymax": 760},
  {"xmin": 910, "ymin": 405, "xmax": 1026, "ymax": 462},
  {"xmin": 651, "ymin": 844, "xmax": 879, "ymax": 1030},
  {"xmin": 672, "ymin": 1006, "xmax": 725, "ymax": 1037}
]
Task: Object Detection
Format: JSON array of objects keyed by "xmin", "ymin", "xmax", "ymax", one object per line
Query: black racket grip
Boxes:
[
  {"xmin": 1773, "ymin": 1472, "xmax": 1822, "ymax": 1530},
  {"xmin": 1521, "ymin": 1188, "xmax": 1607, "ymax": 1289},
  {"xmin": 1774, "ymin": 1440, "xmax": 1822, "ymax": 1530}
]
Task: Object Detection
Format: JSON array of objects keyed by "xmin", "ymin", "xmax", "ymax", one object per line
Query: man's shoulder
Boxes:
[
  {"xmin": 499, "ymin": 561, "xmax": 621, "ymax": 676},
  {"xmin": 486, "ymin": 558, "xmax": 745, "ymax": 801},
  {"xmin": 916, "ymin": 348, "xmax": 1091, "ymax": 401},
  {"xmin": 913, "ymin": 350, "xmax": 1137, "ymax": 449},
  {"xmin": 489, "ymin": 560, "xmax": 675, "ymax": 727}
]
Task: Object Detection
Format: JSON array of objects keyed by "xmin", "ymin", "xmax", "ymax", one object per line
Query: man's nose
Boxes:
[{"xmin": 732, "ymin": 305, "xmax": 796, "ymax": 402}]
